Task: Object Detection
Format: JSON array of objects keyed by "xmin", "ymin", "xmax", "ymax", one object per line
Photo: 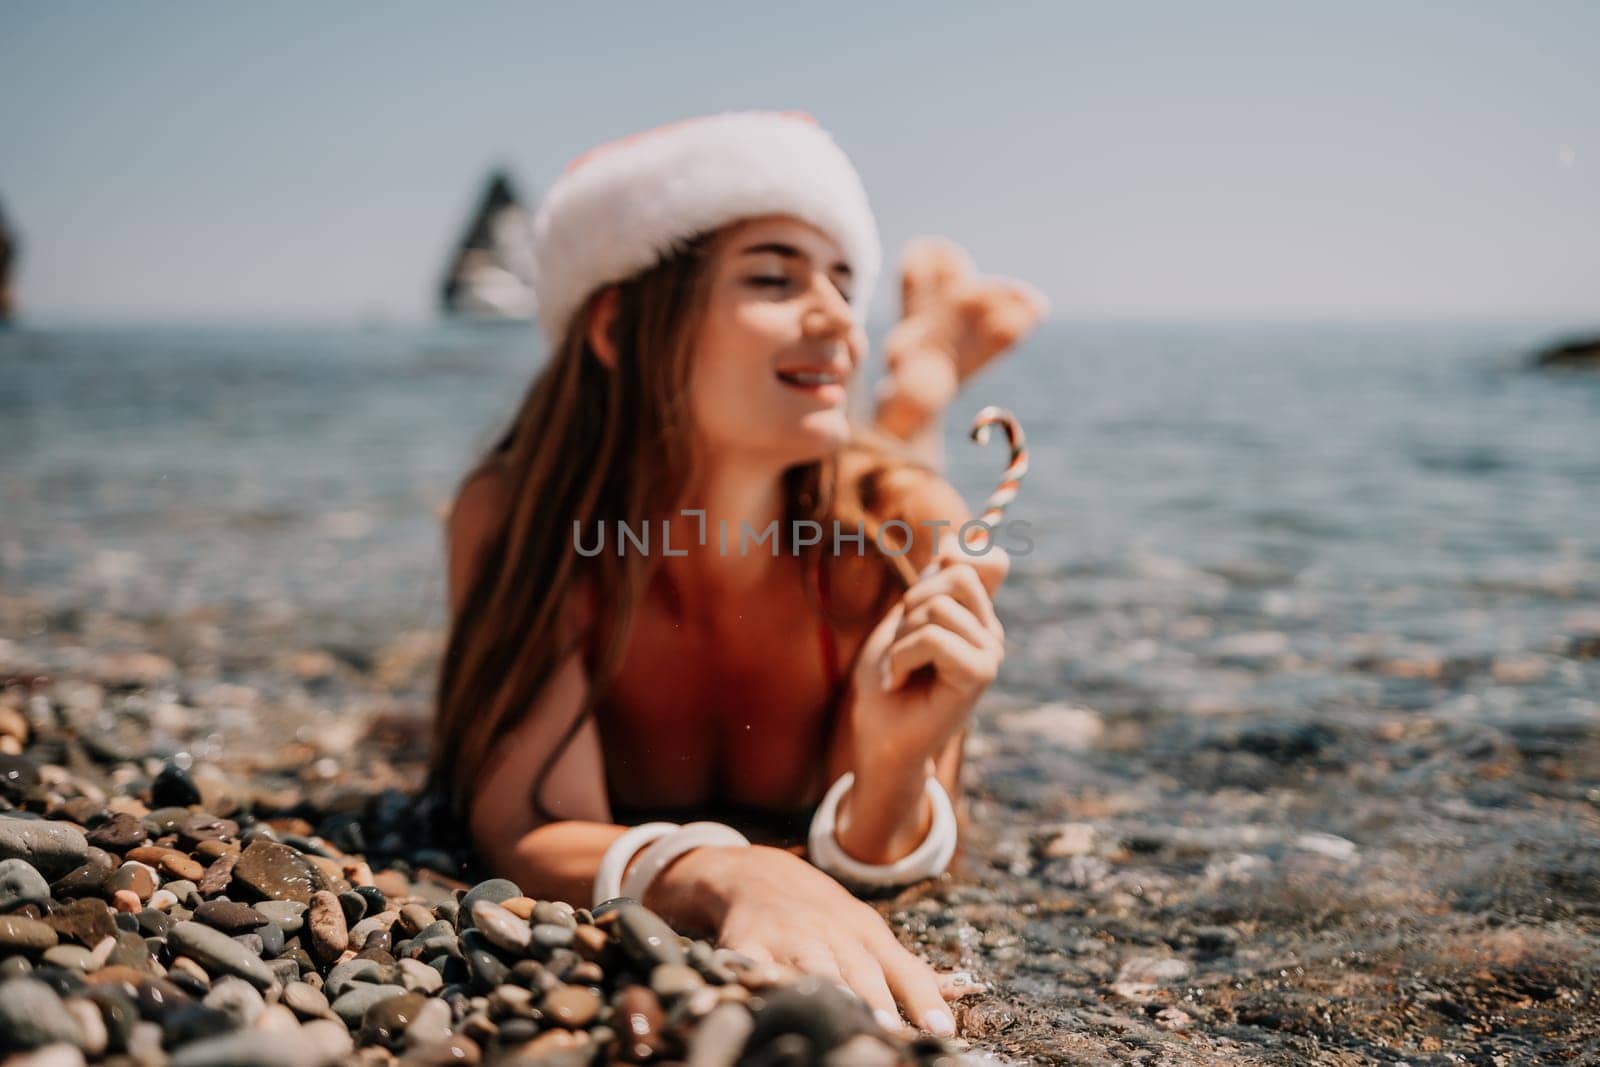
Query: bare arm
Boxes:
[
  {"xmin": 447, "ymin": 466, "xmax": 735, "ymax": 931},
  {"xmin": 824, "ymin": 467, "xmax": 1007, "ymax": 864}
]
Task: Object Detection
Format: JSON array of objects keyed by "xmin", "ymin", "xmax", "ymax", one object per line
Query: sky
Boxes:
[{"xmin": 1, "ymin": 1, "xmax": 1595, "ymax": 324}]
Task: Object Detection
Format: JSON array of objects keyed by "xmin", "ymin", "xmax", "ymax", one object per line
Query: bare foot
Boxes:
[
  {"xmin": 874, "ymin": 237, "xmax": 1049, "ymax": 440},
  {"xmin": 888, "ymin": 236, "xmax": 1048, "ymax": 381}
]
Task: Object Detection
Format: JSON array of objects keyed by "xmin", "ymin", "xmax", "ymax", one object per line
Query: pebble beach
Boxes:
[{"xmin": 3, "ymin": 321, "xmax": 1598, "ymax": 1064}]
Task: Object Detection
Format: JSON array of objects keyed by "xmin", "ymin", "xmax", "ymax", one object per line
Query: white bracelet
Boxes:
[
  {"xmin": 807, "ymin": 772, "xmax": 958, "ymax": 890},
  {"xmin": 593, "ymin": 821, "xmax": 679, "ymax": 908},
  {"xmin": 620, "ymin": 821, "xmax": 751, "ymax": 904}
]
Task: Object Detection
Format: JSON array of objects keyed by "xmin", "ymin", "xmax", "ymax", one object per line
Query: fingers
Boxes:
[
  {"xmin": 832, "ymin": 944, "xmax": 906, "ymax": 1035},
  {"xmin": 904, "ymin": 558, "xmax": 1003, "ymax": 640},
  {"xmin": 884, "ymin": 624, "xmax": 998, "ymax": 694},
  {"xmin": 785, "ymin": 943, "xmax": 847, "ymax": 992},
  {"xmin": 898, "ymin": 593, "xmax": 1000, "ymax": 655},
  {"xmin": 871, "ymin": 934, "xmax": 957, "ymax": 1037}
]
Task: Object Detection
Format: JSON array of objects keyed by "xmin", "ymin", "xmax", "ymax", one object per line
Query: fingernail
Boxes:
[
  {"xmin": 873, "ymin": 1008, "xmax": 901, "ymax": 1031},
  {"xmin": 923, "ymin": 1009, "xmax": 956, "ymax": 1037}
]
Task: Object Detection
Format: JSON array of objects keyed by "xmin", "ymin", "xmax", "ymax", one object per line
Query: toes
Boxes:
[{"xmin": 900, "ymin": 236, "xmax": 976, "ymax": 316}]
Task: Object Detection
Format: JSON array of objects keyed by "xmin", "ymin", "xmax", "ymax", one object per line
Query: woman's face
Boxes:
[{"xmin": 688, "ymin": 214, "xmax": 865, "ymax": 466}]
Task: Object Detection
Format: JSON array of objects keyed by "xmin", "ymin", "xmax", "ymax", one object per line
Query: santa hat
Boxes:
[{"xmin": 530, "ymin": 110, "xmax": 881, "ymax": 348}]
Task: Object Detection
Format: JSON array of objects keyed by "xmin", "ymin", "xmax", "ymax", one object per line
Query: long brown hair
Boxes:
[{"xmin": 432, "ymin": 228, "xmax": 922, "ymax": 824}]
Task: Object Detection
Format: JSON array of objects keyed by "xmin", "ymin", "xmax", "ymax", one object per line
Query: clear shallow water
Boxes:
[{"xmin": 2, "ymin": 319, "xmax": 1598, "ymax": 715}]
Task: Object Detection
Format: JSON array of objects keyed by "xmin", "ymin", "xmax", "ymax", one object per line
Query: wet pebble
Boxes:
[
  {"xmin": 0, "ymin": 858, "xmax": 52, "ymax": 912},
  {"xmin": 0, "ymin": 977, "xmax": 85, "ymax": 1051},
  {"xmin": 0, "ymin": 819, "xmax": 89, "ymax": 881},
  {"xmin": 168, "ymin": 920, "xmax": 276, "ymax": 990}
]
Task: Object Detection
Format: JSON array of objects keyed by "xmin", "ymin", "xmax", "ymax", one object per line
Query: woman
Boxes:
[{"xmin": 433, "ymin": 111, "xmax": 1045, "ymax": 1037}]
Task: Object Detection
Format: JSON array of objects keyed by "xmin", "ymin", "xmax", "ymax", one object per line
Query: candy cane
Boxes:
[{"xmin": 965, "ymin": 406, "xmax": 1028, "ymax": 548}]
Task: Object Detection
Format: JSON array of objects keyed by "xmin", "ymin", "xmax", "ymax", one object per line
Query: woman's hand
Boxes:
[
  {"xmin": 704, "ymin": 844, "xmax": 961, "ymax": 1037},
  {"xmin": 849, "ymin": 538, "xmax": 1007, "ymax": 769}
]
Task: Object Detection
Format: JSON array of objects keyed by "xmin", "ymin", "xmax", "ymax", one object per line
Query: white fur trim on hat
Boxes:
[{"xmin": 531, "ymin": 110, "xmax": 881, "ymax": 348}]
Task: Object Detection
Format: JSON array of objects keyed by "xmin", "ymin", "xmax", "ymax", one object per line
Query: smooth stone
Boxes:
[
  {"xmin": 531, "ymin": 900, "xmax": 577, "ymax": 930},
  {"xmin": 360, "ymin": 990, "xmax": 426, "ymax": 1049},
  {"xmin": 64, "ymin": 996, "xmax": 109, "ymax": 1057},
  {"xmin": 470, "ymin": 901, "xmax": 530, "ymax": 955},
  {"xmin": 0, "ymin": 977, "xmax": 85, "ymax": 1051},
  {"xmin": 458, "ymin": 879, "xmax": 520, "ymax": 929},
  {"xmin": 201, "ymin": 975, "xmax": 264, "ymax": 1028},
  {"xmin": 349, "ymin": 913, "xmax": 394, "ymax": 950},
  {"xmin": 1116, "ymin": 955, "xmax": 1193, "ymax": 984},
  {"xmin": 0, "ymin": 819, "xmax": 89, "ymax": 881},
  {"xmin": 85, "ymin": 814, "xmax": 148, "ymax": 853},
  {"xmin": 300, "ymin": 1018, "xmax": 354, "ymax": 1063},
  {"xmin": 464, "ymin": 948, "xmax": 507, "ymax": 992},
  {"xmin": 0, "ymin": 755, "xmax": 40, "ymax": 804},
  {"xmin": 125, "ymin": 845, "xmax": 204, "ymax": 882},
  {"xmin": 150, "ymin": 764, "xmax": 203, "ymax": 809},
  {"xmin": 306, "ymin": 890, "xmax": 348, "ymax": 964},
  {"xmin": 163, "ymin": 1001, "xmax": 236, "ymax": 1047},
  {"xmin": 42, "ymin": 944, "xmax": 97, "ymax": 972},
  {"xmin": 168, "ymin": 921, "xmax": 275, "ymax": 990},
  {"xmin": 193, "ymin": 900, "xmax": 264, "ymax": 935},
  {"xmin": 324, "ymin": 958, "xmax": 381, "ymax": 1000},
  {"xmin": 336, "ymin": 890, "xmax": 366, "ymax": 926},
  {"xmin": 489, "ymin": 983, "xmax": 534, "ymax": 1017},
  {"xmin": 231, "ymin": 841, "xmax": 324, "ymax": 905},
  {"xmin": 251, "ymin": 900, "xmax": 306, "ymax": 934},
  {"xmin": 282, "ymin": 981, "xmax": 331, "ymax": 1019},
  {"xmin": 396, "ymin": 957, "xmax": 443, "ymax": 994},
  {"xmin": 255, "ymin": 922, "xmax": 284, "ymax": 959},
  {"xmin": 50, "ymin": 864, "xmax": 109, "ymax": 900},
  {"xmin": 168, "ymin": 956, "xmax": 214, "ymax": 993},
  {"xmin": 142, "ymin": 807, "xmax": 192, "ymax": 837},
  {"xmin": 353, "ymin": 885, "xmax": 387, "ymax": 915},
  {"xmin": 330, "ymin": 983, "xmax": 407, "ymax": 1028},
  {"xmin": 616, "ymin": 904, "xmax": 686, "ymax": 967},
  {"xmin": 822, "ymin": 1034, "xmax": 900, "ymax": 1066},
  {"xmin": 168, "ymin": 1028, "xmax": 330, "ymax": 1067},
  {"xmin": 397, "ymin": 904, "xmax": 435, "ymax": 937},
  {"xmin": 162, "ymin": 879, "xmax": 202, "ymax": 909},
  {"xmin": 613, "ymin": 985, "xmax": 667, "ymax": 1060},
  {"xmin": 651, "ymin": 962, "xmax": 706, "ymax": 1000},
  {"xmin": 745, "ymin": 977, "xmax": 876, "ymax": 1052},
  {"xmin": 403, "ymin": 995, "xmax": 453, "ymax": 1050},
  {"xmin": 136, "ymin": 909, "xmax": 174, "ymax": 939},
  {"xmin": 688, "ymin": 1004, "xmax": 755, "ymax": 1067},
  {"xmin": 177, "ymin": 814, "xmax": 236, "ymax": 848},
  {"xmin": 0, "ymin": 858, "xmax": 51, "ymax": 912},
  {"xmin": 541, "ymin": 983, "xmax": 602, "ymax": 1029},
  {"xmin": 267, "ymin": 959, "xmax": 300, "ymax": 987},
  {"xmin": 531, "ymin": 922, "xmax": 575, "ymax": 952},
  {"xmin": 195, "ymin": 853, "xmax": 239, "ymax": 899},
  {"xmin": 0, "ymin": 914, "xmax": 60, "ymax": 953},
  {"xmin": 105, "ymin": 862, "xmax": 157, "ymax": 902},
  {"xmin": 106, "ymin": 929, "xmax": 155, "ymax": 972},
  {"xmin": 44, "ymin": 898, "xmax": 116, "ymax": 947}
]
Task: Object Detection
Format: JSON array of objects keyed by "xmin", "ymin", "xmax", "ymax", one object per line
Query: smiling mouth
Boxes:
[{"xmin": 776, "ymin": 369, "xmax": 844, "ymax": 387}]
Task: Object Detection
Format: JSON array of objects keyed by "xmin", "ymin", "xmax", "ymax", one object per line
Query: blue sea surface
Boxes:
[{"xmin": 3, "ymin": 320, "xmax": 1597, "ymax": 723}]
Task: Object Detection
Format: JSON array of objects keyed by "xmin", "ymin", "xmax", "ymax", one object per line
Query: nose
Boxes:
[{"xmin": 799, "ymin": 271, "xmax": 856, "ymax": 341}]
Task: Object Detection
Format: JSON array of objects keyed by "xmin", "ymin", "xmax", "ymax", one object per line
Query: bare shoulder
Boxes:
[{"xmin": 446, "ymin": 464, "xmax": 510, "ymax": 616}]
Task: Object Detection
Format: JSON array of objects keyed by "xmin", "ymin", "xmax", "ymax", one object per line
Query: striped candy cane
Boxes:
[{"xmin": 964, "ymin": 406, "xmax": 1028, "ymax": 548}]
